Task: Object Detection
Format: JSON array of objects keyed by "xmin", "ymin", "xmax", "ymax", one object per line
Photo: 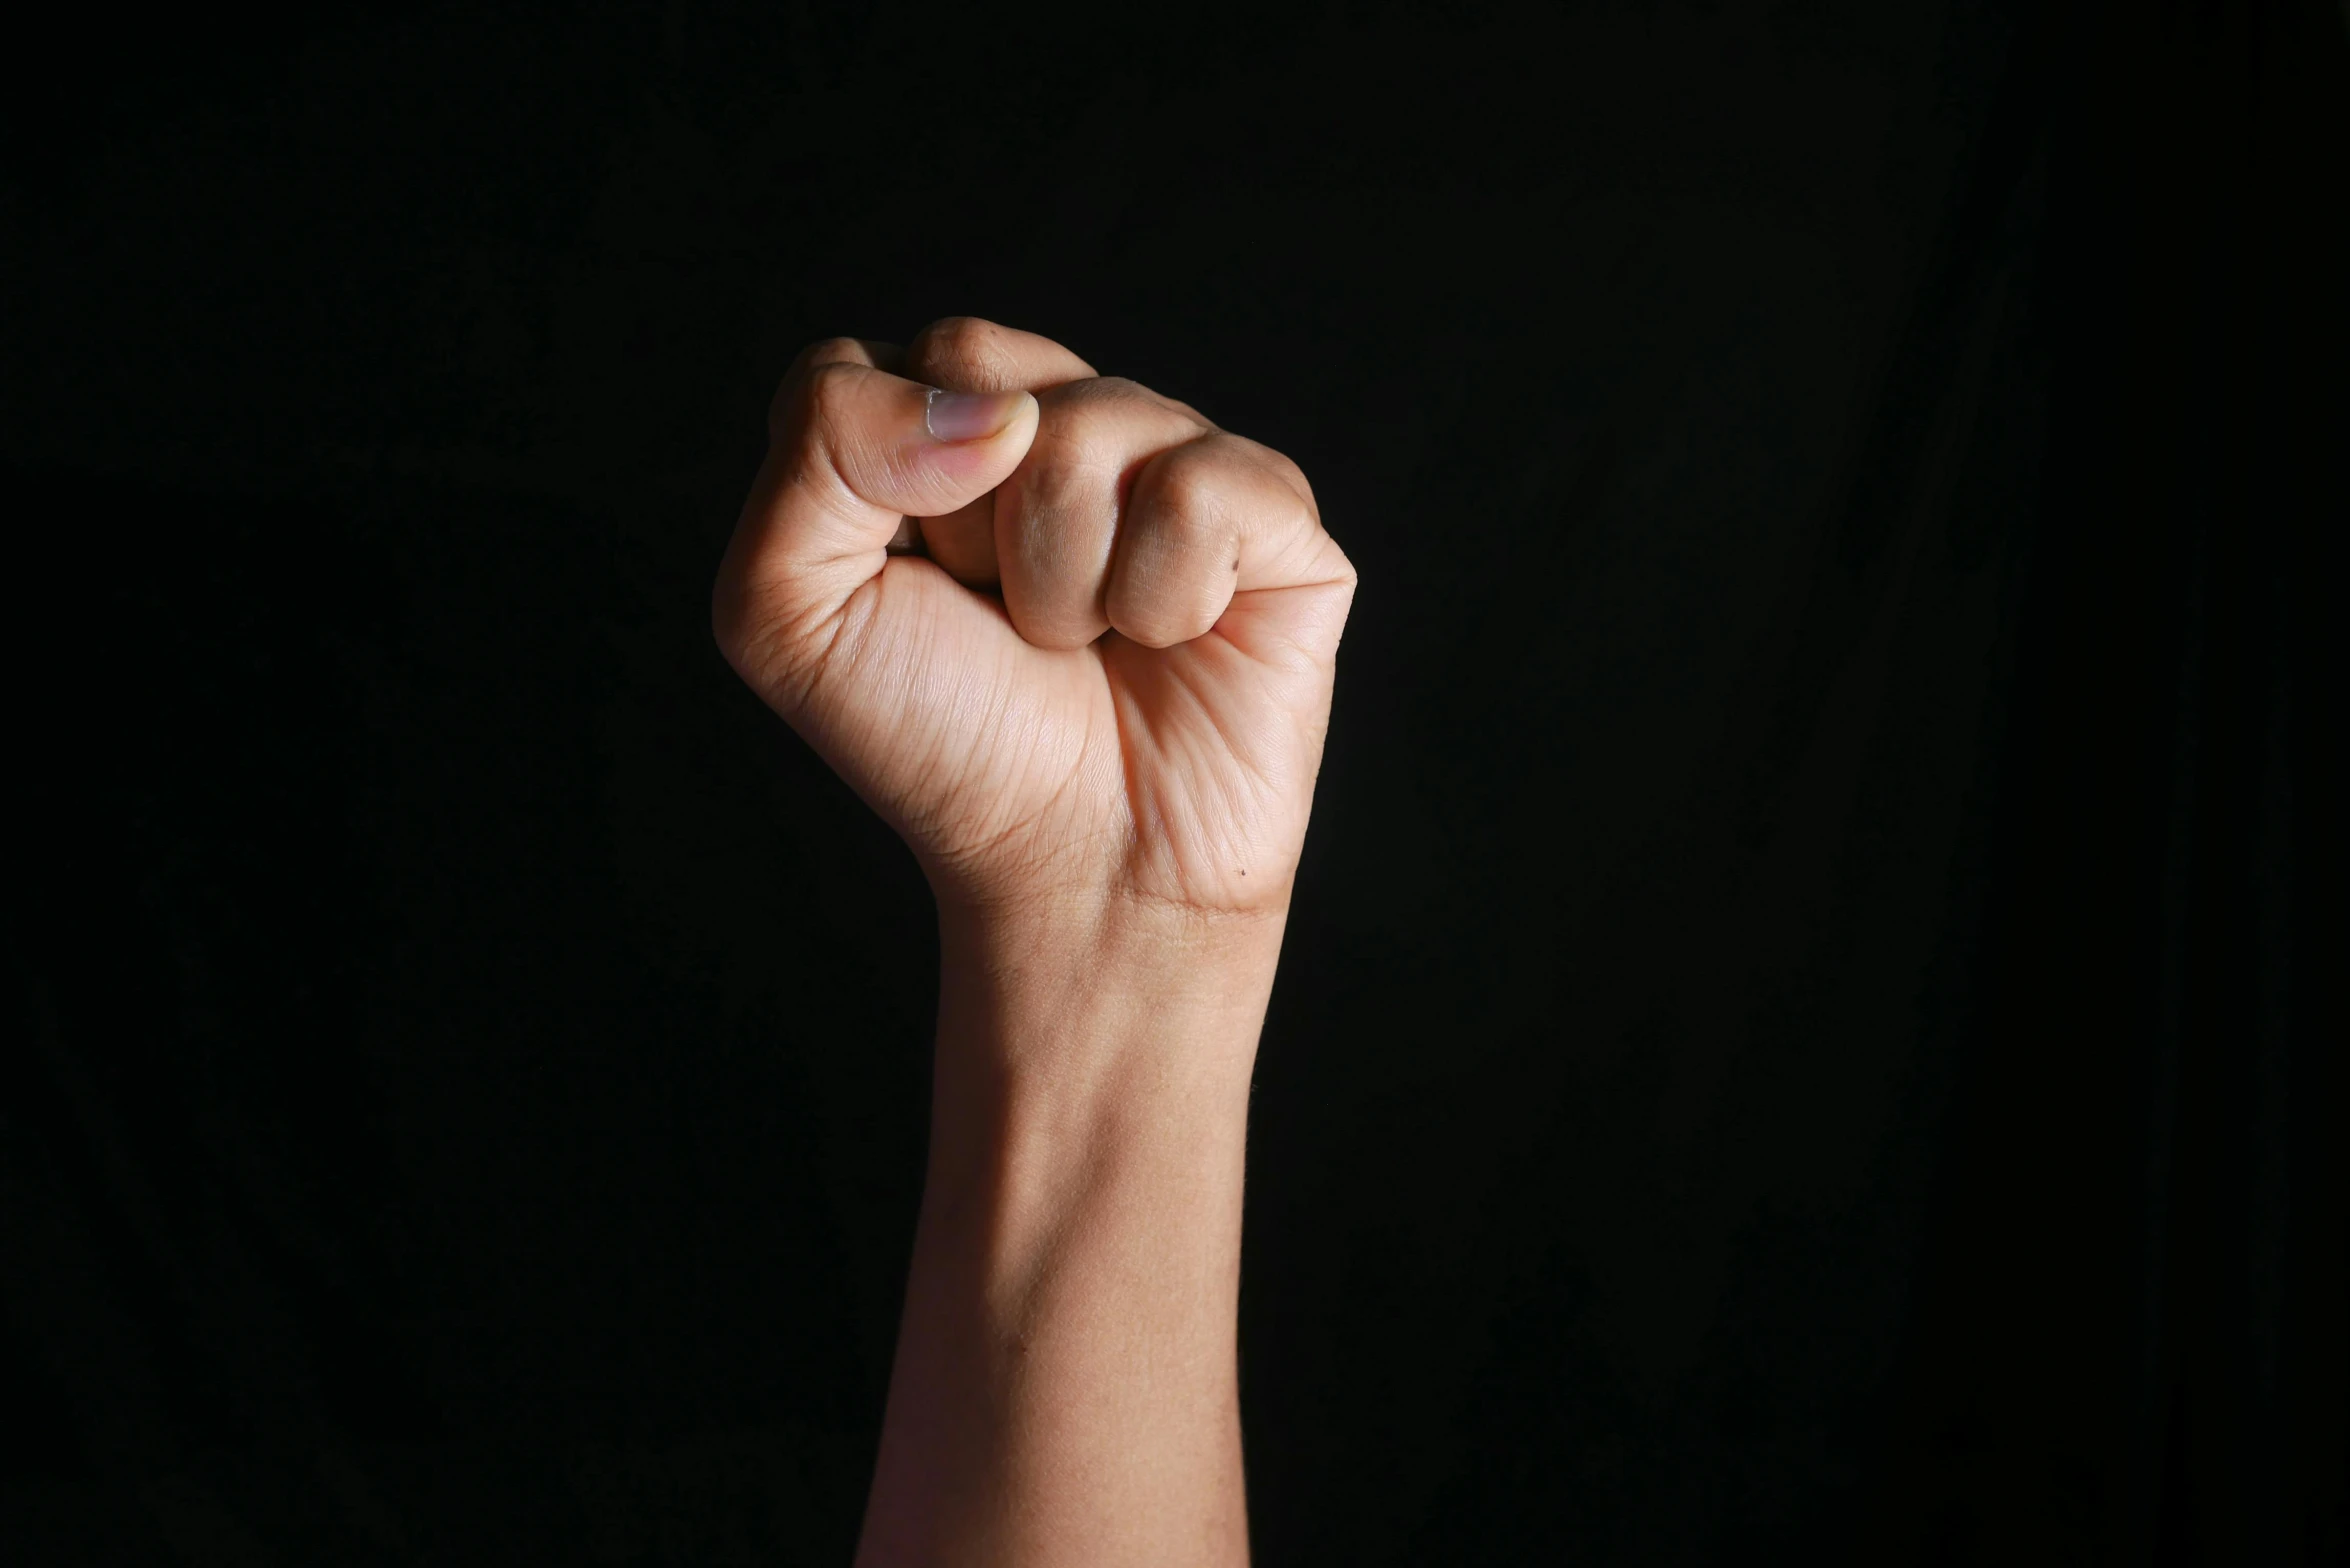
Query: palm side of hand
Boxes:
[
  {"xmin": 818, "ymin": 556, "xmax": 1340, "ymax": 919},
  {"xmin": 716, "ymin": 319, "xmax": 1353, "ymax": 922}
]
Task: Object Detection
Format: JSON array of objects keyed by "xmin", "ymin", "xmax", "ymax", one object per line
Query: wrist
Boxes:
[
  {"xmin": 926, "ymin": 889, "xmax": 1283, "ymax": 1166},
  {"xmin": 937, "ymin": 884, "xmax": 1287, "ymax": 1039}
]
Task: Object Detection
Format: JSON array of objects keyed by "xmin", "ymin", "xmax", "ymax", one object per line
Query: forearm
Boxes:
[{"xmin": 852, "ymin": 897, "xmax": 1281, "ymax": 1567}]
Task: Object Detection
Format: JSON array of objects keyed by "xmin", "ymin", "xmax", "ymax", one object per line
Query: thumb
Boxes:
[{"xmin": 716, "ymin": 342, "xmax": 1037, "ymax": 687}]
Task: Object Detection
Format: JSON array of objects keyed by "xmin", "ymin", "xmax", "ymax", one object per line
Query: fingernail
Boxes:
[{"xmin": 924, "ymin": 388, "xmax": 1028, "ymax": 443}]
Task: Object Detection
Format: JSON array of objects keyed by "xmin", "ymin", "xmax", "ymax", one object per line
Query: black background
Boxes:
[{"xmin": 7, "ymin": 2, "xmax": 2343, "ymax": 1562}]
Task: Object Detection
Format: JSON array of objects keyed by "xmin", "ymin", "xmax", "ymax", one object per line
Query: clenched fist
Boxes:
[{"xmin": 712, "ymin": 317, "xmax": 1356, "ymax": 929}]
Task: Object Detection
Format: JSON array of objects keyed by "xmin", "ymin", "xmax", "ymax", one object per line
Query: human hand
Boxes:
[{"xmin": 712, "ymin": 318, "xmax": 1356, "ymax": 934}]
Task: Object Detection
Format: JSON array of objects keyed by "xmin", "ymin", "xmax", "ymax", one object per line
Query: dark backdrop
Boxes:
[{"xmin": 7, "ymin": 2, "xmax": 2342, "ymax": 1562}]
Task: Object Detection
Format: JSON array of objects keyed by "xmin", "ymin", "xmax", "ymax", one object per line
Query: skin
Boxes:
[{"xmin": 713, "ymin": 317, "xmax": 1355, "ymax": 1566}]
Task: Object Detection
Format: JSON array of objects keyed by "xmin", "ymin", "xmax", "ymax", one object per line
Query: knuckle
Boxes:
[
  {"xmin": 1008, "ymin": 437, "xmax": 1099, "ymax": 522},
  {"xmin": 794, "ymin": 361, "xmax": 867, "ymax": 442},
  {"xmin": 1260, "ymin": 444, "xmax": 1318, "ymax": 513},
  {"xmin": 780, "ymin": 335, "xmax": 863, "ymax": 388},
  {"xmin": 1027, "ymin": 399, "xmax": 1121, "ymax": 480},
  {"xmin": 770, "ymin": 338, "xmax": 878, "ymax": 436},
  {"xmin": 1089, "ymin": 375, "xmax": 1212, "ymax": 431},
  {"xmin": 1326, "ymin": 536, "xmax": 1361, "ymax": 590},
  {"xmin": 1005, "ymin": 590, "xmax": 1106, "ymax": 650},
  {"xmin": 1142, "ymin": 449, "xmax": 1236, "ymax": 546},
  {"xmin": 795, "ymin": 334, "xmax": 867, "ymax": 368},
  {"xmin": 1151, "ymin": 449, "xmax": 1220, "ymax": 514},
  {"xmin": 1046, "ymin": 375, "xmax": 1152, "ymax": 424},
  {"xmin": 1285, "ymin": 482, "xmax": 1324, "ymax": 540},
  {"xmin": 1116, "ymin": 376, "xmax": 1210, "ymax": 432},
  {"xmin": 1114, "ymin": 599, "xmax": 1210, "ymax": 650},
  {"xmin": 1109, "ymin": 570, "xmax": 1216, "ymax": 648},
  {"xmin": 910, "ymin": 315, "xmax": 1011, "ymax": 385},
  {"xmin": 1036, "ymin": 374, "xmax": 1118, "ymax": 419},
  {"xmin": 801, "ymin": 356, "xmax": 866, "ymax": 402},
  {"xmin": 769, "ymin": 354, "xmax": 851, "ymax": 440},
  {"xmin": 1216, "ymin": 430, "xmax": 1315, "ymax": 509}
]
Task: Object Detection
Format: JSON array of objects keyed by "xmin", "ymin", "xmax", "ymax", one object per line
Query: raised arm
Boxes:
[{"xmin": 712, "ymin": 317, "xmax": 1354, "ymax": 1565}]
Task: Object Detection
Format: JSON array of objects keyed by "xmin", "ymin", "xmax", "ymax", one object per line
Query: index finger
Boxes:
[
  {"xmin": 904, "ymin": 316, "xmax": 1097, "ymax": 393},
  {"xmin": 907, "ymin": 319, "xmax": 1100, "ymax": 584}
]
